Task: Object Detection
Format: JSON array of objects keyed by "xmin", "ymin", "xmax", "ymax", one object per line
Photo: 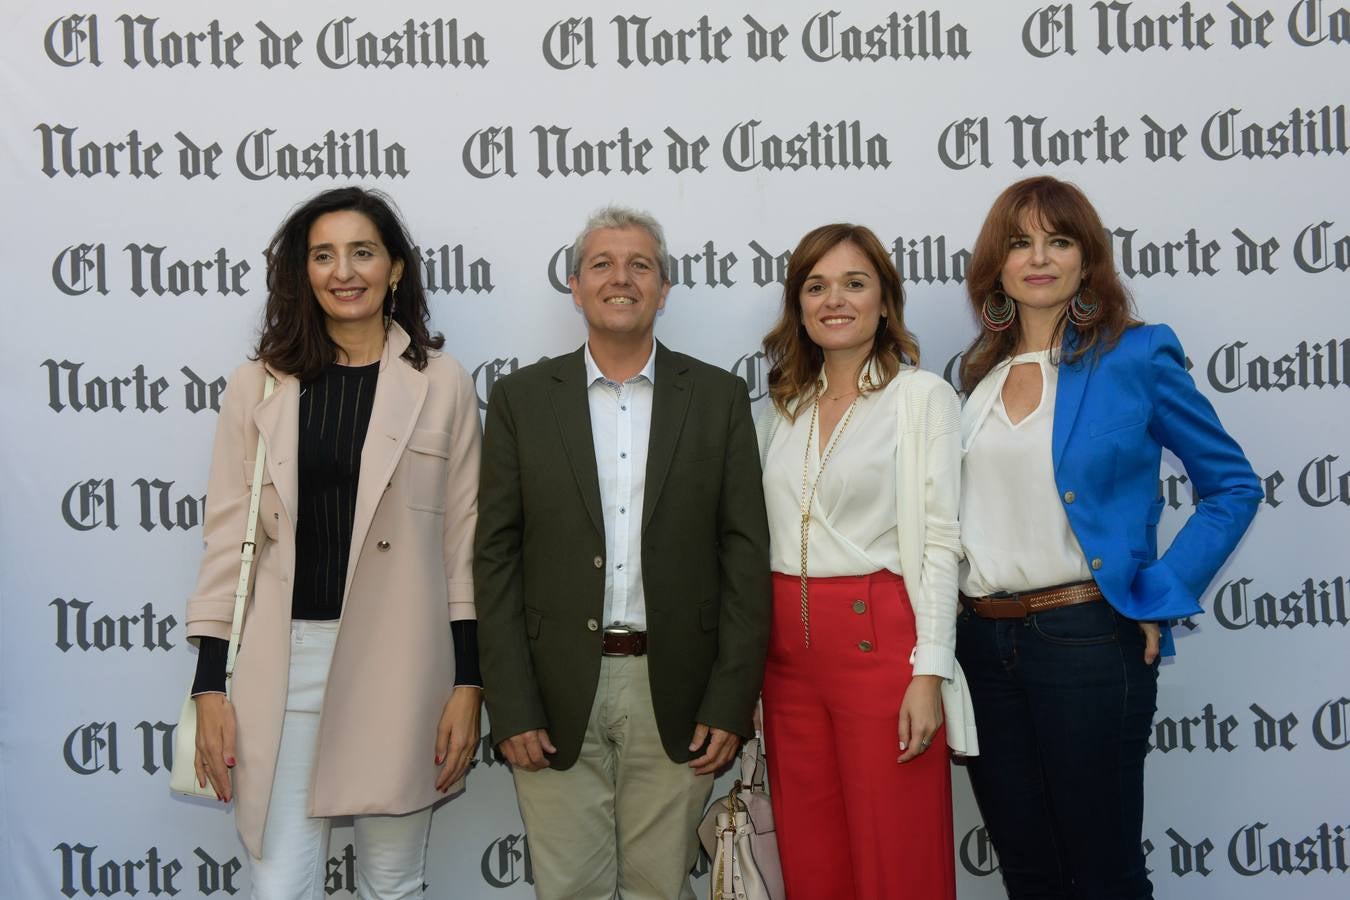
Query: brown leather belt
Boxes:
[
  {"xmin": 960, "ymin": 580, "xmax": 1104, "ymax": 619},
  {"xmin": 601, "ymin": 627, "xmax": 647, "ymax": 656}
]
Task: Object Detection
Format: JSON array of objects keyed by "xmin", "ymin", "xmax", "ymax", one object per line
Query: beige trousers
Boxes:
[{"xmin": 512, "ymin": 656, "xmax": 714, "ymax": 900}]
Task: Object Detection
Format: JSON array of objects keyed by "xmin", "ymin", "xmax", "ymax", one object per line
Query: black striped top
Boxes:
[{"xmin": 292, "ymin": 361, "xmax": 379, "ymax": 617}]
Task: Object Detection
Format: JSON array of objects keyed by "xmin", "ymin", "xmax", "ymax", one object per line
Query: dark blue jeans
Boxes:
[{"xmin": 955, "ymin": 599, "xmax": 1159, "ymax": 900}]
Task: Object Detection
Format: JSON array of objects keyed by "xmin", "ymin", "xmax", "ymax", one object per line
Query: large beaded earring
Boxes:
[
  {"xmin": 981, "ymin": 287, "xmax": 1015, "ymax": 332},
  {"xmin": 1068, "ymin": 285, "xmax": 1098, "ymax": 326}
]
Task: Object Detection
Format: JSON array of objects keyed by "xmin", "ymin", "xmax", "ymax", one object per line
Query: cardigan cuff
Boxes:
[{"xmin": 911, "ymin": 644, "xmax": 955, "ymax": 681}]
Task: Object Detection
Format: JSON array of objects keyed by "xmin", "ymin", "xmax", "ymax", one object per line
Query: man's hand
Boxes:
[
  {"xmin": 689, "ymin": 724, "xmax": 740, "ymax": 776},
  {"xmin": 499, "ymin": 728, "xmax": 556, "ymax": 771}
]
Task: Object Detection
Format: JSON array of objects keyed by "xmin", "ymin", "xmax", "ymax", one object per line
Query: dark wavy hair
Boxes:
[
  {"xmin": 960, "ymin": 176, "xmax": 1137, "ymax": 391},
  {"xmin": 763, "ymin": 223, "xmax": 920, "ymax": 420},
  {"xmin": 254, "ymin": 187, "xmax": 442, "ymax": 379}
]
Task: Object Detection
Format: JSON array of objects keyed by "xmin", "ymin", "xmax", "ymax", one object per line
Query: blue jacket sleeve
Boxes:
[{"xmin": 1131, "ymin": 325, "xmax": 1262, "ymax": 619}]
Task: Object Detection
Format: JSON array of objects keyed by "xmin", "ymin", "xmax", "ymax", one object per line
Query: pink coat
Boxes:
[{"xmin": 185, "ymin": 325, "xmax": 480, "ymax": 859}]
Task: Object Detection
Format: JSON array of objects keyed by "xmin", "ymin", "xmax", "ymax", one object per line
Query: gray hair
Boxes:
[{"xmin": 569, "ymin": 206, "xmax": 670, "ymax": 283}]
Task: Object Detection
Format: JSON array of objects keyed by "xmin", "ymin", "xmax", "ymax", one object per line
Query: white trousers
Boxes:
[{"xmin": 250, "ymin": 620, "xmax": 433, "ymax": 900}]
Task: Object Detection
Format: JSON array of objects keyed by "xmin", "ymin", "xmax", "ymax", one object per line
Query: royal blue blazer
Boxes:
[{"xmin": 964, "ymin": 324, "xmax": 1261, "ymax": 654}]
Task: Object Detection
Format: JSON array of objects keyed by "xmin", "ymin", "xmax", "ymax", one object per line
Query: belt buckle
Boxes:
[
  {"xmin": 979, "ymin": 590, "xmax": 1033, "ymax": 618},
  {"xmin": 602, "ymin": 624, "xmax": 632, "ymax": 656}
]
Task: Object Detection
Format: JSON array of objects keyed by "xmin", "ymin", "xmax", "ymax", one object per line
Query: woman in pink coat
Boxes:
[{"xmin": 185, "ymin": 187, "xmax": 482, "ymax": 899}]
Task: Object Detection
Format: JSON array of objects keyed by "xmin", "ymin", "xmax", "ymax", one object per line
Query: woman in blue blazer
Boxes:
[{"xmin": 955, "ymin": 176, "xmax": 1260, "ymax": 900}]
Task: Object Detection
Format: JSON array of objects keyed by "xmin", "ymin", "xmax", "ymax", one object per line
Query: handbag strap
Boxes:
[
  {"xmin": 223, "ymin": 373, "xmax": 275, "ymax": 688},
  {"xmin": 718, "ymin": 832, "xmax": 736, "ymax": 899},
  {"xmin": 740, "ymin": 735, "xmax": 767, "ymax": 789}
]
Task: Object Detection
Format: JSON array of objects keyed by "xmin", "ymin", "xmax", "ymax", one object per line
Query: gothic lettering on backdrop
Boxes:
[{"xmin": 7, "ymin": 3, "xmax": 1347, "ymax": 898}]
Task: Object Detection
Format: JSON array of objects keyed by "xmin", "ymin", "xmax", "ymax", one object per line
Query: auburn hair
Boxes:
[{"xmin": 960, "ymin": 176, "xmax": 1137, "ymax": 391}]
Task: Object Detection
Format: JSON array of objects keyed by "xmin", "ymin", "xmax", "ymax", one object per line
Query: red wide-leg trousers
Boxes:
[{"xmin": 762, "ymin": 571, "xmax": 955, "ymax": 900}]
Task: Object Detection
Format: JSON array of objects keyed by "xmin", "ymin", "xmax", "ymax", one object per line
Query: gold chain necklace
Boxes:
[{"xmin": 798, "ymin": 396, "xmax": 859, "ymax": 647}]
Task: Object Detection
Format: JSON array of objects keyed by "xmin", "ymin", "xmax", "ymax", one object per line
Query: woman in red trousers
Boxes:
[{"xmin": 756, "ymin": 223, "xmax": 976, "ymax": 899}]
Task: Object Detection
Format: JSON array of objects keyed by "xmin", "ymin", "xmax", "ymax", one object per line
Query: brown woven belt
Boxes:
[
  {"xmin": 960, "ymin": 580, "xmax": 1104, "ymax": 619},
  {"xmin": 601, "ymin": 627, "xmax": 647, "ymax": 656}
]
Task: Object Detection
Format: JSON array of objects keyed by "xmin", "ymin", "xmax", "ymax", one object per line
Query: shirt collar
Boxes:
[
  {"xmin": 816, "ymin": 357, "xmax": 883, "ymax": 394},
  {"xmin": 584, "ymin": 341, "xmax": 657, "ymax": 387}
]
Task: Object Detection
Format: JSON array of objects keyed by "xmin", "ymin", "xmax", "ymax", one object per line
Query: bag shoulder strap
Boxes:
[
  {"xmin": 740, "ymin": 735, "xmax": 767, "ymax": 788},
  {"xmin": 224, "ymin": 374, "xmax": 275, "ymax": 687}
]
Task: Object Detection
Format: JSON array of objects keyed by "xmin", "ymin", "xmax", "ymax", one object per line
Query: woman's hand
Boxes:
[
  {"xmin": 193, "ymin": 693, "xmax": 236, "ymax": 802},
  {"xmin": 434, "ymin": 685, "xmax": 482, "ymax": 792},
  {"xmin": 898, "ymin": 674, "xmax": 944, "ymax": 764},
  {"xmin": 1140, "ymin": 621, "xmax": 1161, "ymax": 665}
]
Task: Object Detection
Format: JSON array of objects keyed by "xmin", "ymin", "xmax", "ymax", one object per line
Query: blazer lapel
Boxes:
[
  {"xmin": 1052, "ymin": 330, "xmax": 1092, "ymax": 472},
  {"xmin": 642, "ymin": 343, "xmax": 691, "ymax": 531},
  {"xmin": 548, "ymin": 349, "xmax": 605, "ymax": 537},
  {"xmin": 344, "ymin": 327, "xmax": 428, "ymax": 601},
  {"xmin": 253, "ymin": 368, "xmax": 300, "ymax": 528}
]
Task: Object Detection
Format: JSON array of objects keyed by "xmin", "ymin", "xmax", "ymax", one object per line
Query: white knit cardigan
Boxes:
[{"xmin": 756, "ymin": 366, "xmax": 978, "ymax": 755}]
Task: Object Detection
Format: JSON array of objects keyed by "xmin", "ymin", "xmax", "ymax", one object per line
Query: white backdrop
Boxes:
[{"xmin": 2, "ymin": 2, "xmax": 1347, "ymax": 897}]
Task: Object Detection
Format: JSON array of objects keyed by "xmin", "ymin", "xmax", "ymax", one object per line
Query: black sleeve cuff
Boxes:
[
  {"xmin": 191, "ymin": 636, "xmax": 229, "ymax": 695},
  {"xmin": 451, "ymin": 619, "xmax": 482, "ymax": 688}
]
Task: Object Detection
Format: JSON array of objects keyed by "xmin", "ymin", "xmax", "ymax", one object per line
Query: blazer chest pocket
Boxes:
[
  {"xmin": 405, "ymin": 428, "xmax": 451, "ymax": 513},
  {"xmin": 674, "ymin": 440, "xmax": 723, "ymax": 469},
  {"xmin": 1088, "ymin": 404, "xmax": 1147, "ymax": 438},
  {"xmin": 672, "ymin": 444, "xmax": 722, "ymax": 494}
]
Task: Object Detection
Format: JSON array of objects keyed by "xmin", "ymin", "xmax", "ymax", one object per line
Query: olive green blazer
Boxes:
[{"xmin": 475, "ymin": 343, "xmax": 770, "ymax": 768}]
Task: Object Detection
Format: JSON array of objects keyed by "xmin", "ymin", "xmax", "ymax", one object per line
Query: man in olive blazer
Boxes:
[{"xmin": 475, "ymin": 207, "xmax": 770, "ymax": 900}]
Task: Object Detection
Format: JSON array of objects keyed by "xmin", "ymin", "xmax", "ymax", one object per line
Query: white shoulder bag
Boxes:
[
  {"xmin": 170, "ymin": 374, "xmax": 275, "ymax": 797},
  {"xmin": 698, "ymin": 737, "xmax": 785, "ymax": 900}
]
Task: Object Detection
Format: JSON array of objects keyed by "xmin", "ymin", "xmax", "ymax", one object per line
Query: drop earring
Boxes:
[
  {"xmin": 981, "ymin": 287, "xmax": 1015, "ymax": 332},
  {"xmin": 1068, "ymin": 286, "xmax": 1098, "ymax": 326}
]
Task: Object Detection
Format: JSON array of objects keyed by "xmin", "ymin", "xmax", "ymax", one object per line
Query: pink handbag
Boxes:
[{"xmin": 697, "ymin": 737, "xmax": 785, "ymax": 900}]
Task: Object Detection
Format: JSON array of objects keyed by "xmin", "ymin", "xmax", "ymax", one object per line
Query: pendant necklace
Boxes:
[{"xmin": 798, "ymin": 396, "xmax": 860, "ymax": 647}]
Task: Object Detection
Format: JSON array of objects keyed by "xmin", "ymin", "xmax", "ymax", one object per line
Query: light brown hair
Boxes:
[{"xmin": 763, "ymin": 224, "xmax": 919, "ymax": 419}]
